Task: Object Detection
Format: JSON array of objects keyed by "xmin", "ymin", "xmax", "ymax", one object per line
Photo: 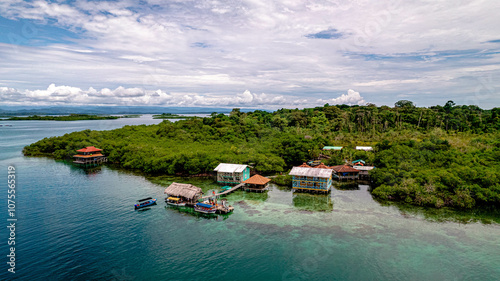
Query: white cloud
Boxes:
[
  {"xmin": 0, "ymin": 85, "xmax": 368, "ymax": 108},
  {"xmin": 318, "ymin": 89, "xmax": 366, "ymax": 106},
  {"xmin": 0, "ymin": 0, "xmax": 499, "ymax": 108}
]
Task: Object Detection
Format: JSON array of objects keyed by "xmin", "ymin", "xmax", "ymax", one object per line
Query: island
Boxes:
[
  {"xmin": 23, "ymin": 102, "xmax": 500, "ymax": 210},
  {"xmin": 152, "ymin": 113, "xmax": 197, "ymax": 119},
  {"xmin": 7, "ymin": 114, "xmax": 139, "ymax": 121}
]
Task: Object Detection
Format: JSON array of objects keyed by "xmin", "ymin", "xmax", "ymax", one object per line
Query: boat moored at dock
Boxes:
[
  {"xmin": 165, "ymin": 196, "xmax": 186, "ymax": 207},
  {"xmin": 194, "ymin": 202, "xmax": 217, "ymax": 214}
]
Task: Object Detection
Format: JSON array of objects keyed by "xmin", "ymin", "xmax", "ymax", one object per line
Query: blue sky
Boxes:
[{"xmin": 0, "ymin": 0, "xmax": 499, "ymax": 108}]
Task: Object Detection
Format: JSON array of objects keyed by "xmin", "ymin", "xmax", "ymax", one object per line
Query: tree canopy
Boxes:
[{"xmin": 23, "ymin": 102, "xmax": 500, "ymax": 209}]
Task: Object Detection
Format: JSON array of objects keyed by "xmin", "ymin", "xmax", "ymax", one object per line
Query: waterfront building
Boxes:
[
  {"xmin": 243, "ymin": 174, "xmax": 271, "ymax": 192},
  {"xmin": 214, "ymin": 163, "xmax": 250, "ymax": 185},
  {"xmin": 73, "ymin": 146, "xmax": 107, "ymax": 166},
  {"xmin": 164, "ymin": 182, "xmax": 203, "ymax": 204},
  {"xmin": 289, "ymin": 166, "xmax": 333, "ymax": 193},
  {"xmin": 331, "ymin": 165, "xmax": 360, "ymax": 181},
  {"xmin": 353, "ymin": 165, "xmax": 375, "ymax": 178}
]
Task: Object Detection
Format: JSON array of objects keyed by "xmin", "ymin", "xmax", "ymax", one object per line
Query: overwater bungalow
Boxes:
[
  {"xmin": 243, "ymin": 174, "xmax": 271, "ymax": 192},
  {"xmin": 164, "ymin": 182, "xmax": 204, "ymax": 206},
  {"xmin": 289, "ymin": 165, "xmax": 333, "ymax": 193},
  {"xmin": 214, "ymin": 163, "xmax": 250, "ymax": 185},
  {"xmin": 73, "ymin": 146, "xmax": 108, "ymax": 166},
  {"xmin": 352, "ymin": 165, "xmax": 375, "ymax": 179},
  {"xmin": 331, "ymin": 165, "xmax": 360, "ymax": 181}
]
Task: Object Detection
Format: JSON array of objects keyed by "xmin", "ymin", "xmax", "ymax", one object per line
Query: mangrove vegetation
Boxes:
[{"xmin": 23, "ymin": 101, "xmax": 500, "ymax": 209}]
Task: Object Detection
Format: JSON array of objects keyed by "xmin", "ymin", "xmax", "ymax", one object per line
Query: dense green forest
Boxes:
[
  {"xmin": 23, "ymin": 101, "xmax": 500, "ymax": 209},
  {"xmin": 8, "ymin": 114, "xmax": 121, "ymax": 121}
]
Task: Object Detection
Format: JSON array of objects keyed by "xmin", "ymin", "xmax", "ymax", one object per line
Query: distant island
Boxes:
[
  {"xmin": 153, "ymin": 113, "xmax": 197, "ymax": 119},
  {"xmin": 23, "ymin": 101, "xmax": 500, "ymax": 210},
  {"xmin": 7, "ymin": 114, "xmax": 140, "ymax": 121}
]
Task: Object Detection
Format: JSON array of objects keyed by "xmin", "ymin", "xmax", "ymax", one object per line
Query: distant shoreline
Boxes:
[
  {"xmin": 152, "ymin": 113, "xmax": 197, "ymax": 119},
  {"xmin": 5, "ymin": 114, "xmax": 141, "ymax": 121}
]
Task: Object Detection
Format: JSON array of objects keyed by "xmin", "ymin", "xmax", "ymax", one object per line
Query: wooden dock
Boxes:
[{"xmin": 201, "ymin": 183, "xmax": 245, "ymax": 199}]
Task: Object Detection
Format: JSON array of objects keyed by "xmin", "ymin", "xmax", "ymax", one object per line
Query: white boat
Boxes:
[{"xmin": 165, "ymin": 197, "xmax": 186, "ymax": 207}]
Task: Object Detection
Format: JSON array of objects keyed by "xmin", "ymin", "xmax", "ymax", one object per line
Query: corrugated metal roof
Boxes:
[
  {"xmin": 289, "ymin": 167, "xmax": 333, "ymax": 178},
  {"xmin": 356, "ymin": 146, "xmax": 373, "ymax": 151},
  {"xmin": 214, "ymin": 163, "xmax": 248, "ymax": 173},
  {"xmin": 353, "ymin": 166, "xmax": 375, "ymax": 171},
  {"xmin": 323, "ymin": 146, "xmax": 343, "ymax": 150}
]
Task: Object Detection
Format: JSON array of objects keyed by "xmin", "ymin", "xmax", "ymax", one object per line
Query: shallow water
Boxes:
[{"xmin": 1, "ymin": 116, "xmax": 499, "ymax": 280}]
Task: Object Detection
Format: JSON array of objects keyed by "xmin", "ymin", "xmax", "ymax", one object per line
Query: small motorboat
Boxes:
[
  {"xmin": 135, "ymin": 197, "xmax": 157, "ymax": 209},
  {"xmin": 194, "ymin": 202, "xmax": 216, "ymax": 214},
  {"xmin": 165, "ymin": 196, "xmax": 186, "ymax": 207}
]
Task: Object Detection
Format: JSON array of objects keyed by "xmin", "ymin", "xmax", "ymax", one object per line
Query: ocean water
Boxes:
[{"xmin": 1, "ymin": 116, "xmax": 499, "ymax": 280}]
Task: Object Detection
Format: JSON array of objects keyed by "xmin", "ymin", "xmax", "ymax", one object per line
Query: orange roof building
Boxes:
[
  {"xmin": 243, "ymin": 174, "xmax": 271, "ymax": 192},
  {"xmin": 331, "ymin": 165, "xmax": 359, "ymax": 181},
  {"xmin": 73, "ymin": 146, "xmax": 107, "ymax": 166},
  {"xmin": 315, "ymin": 163, "xmax": 331, "ymax": 169}
]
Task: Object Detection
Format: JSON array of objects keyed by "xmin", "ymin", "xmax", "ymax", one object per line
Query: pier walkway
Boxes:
[{"xmin": 201, "ymin": 183, "xmax": 245, "ymax": 199}]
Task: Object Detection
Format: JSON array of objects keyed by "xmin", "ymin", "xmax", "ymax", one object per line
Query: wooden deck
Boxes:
[
  {"xmin": 73, "ymin": 157, "xmax": 108, "ymax": 166},
  {"xmin": 201, "ymin": 182, "xmax": 245, "ymax": 199}
]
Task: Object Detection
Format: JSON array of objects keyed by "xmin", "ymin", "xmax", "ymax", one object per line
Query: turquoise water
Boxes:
[{"xmin": 1, "ymin": 117, "xmax": 500, "ymax": 280}]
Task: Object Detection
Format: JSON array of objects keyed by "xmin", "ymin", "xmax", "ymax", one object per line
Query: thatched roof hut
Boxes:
[{"xmin": 164, "ymin": 182, "xmax": 203, "ymax": 201}]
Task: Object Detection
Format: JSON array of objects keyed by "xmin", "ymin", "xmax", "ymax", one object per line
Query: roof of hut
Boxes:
[
  {"xmin": 323, "ymin": 146, "xmax": 343, "ymax": 150},
  {"xmin": 352, "ymin": 159, "xmax": 366, "ymax": 165},
  {"xmin": 164, "ymin": 182, "xmax": 203, "ymax": 199},
  {"xmin": 289, "ymin": 167, "xmax": 333, "ymax": 178},
  {"xmin": 315, "ymin": 163, "xmax": 331, "ymax": 169},
  {"xmin": 355, "ymin": 146, "xmax": 373, "ymax": 151},
  {"xmin": 243, "ymin": 174, "xmax": 271, "ymax": 185},
  {"xmin": 298, "ymin": 162, "xmax": 311, "ymax": 168},
  {"xmin": 330, "ymin": 165, "xmax": 360, "ymax": 173},
  {"xmin": 76, "ymin": 146, "xmax": 102, "ymax": 153},
  {"xmin": 214, "ymin": 163, "xmax": 248, "ymax": 173}
]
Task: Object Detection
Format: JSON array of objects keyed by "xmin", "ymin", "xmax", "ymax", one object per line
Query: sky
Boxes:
[{"xmin": 0, "ymin": 0, "xmax": 499, "ymax": 109}]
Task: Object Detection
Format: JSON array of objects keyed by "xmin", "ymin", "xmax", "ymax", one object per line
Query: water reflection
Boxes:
[
  {"xmin": 72, "ymin": 166, "xmax": 103, "ymax": 176},
  {"xmin": 292, "ymin": 192, "xmax": 333, "ymax": 212},
  {"xmin": 333, "ymin": 182, "xmax": 360, "ymax": 190}
]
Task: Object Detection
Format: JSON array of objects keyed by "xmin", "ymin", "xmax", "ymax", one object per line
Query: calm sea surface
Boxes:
[{"xmin": 1, "ymin": 116, "xmax": 499, "ymax": 280}]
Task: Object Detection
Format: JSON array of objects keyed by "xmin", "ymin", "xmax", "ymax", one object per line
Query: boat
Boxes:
[
  {"xmin": 220, "ymin": 186, "xmax": 232, "ymax": 192},
  {"xmin": 194, "ymin": 202, "xmax": 216, "ymax": 214},
  {"xmin": 165, "ymin": 196, "xmax": 186, "ymax": 207},
  {"xmin": 134, "ymin": 197, "xmax": 157, "ymax": 209}
]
